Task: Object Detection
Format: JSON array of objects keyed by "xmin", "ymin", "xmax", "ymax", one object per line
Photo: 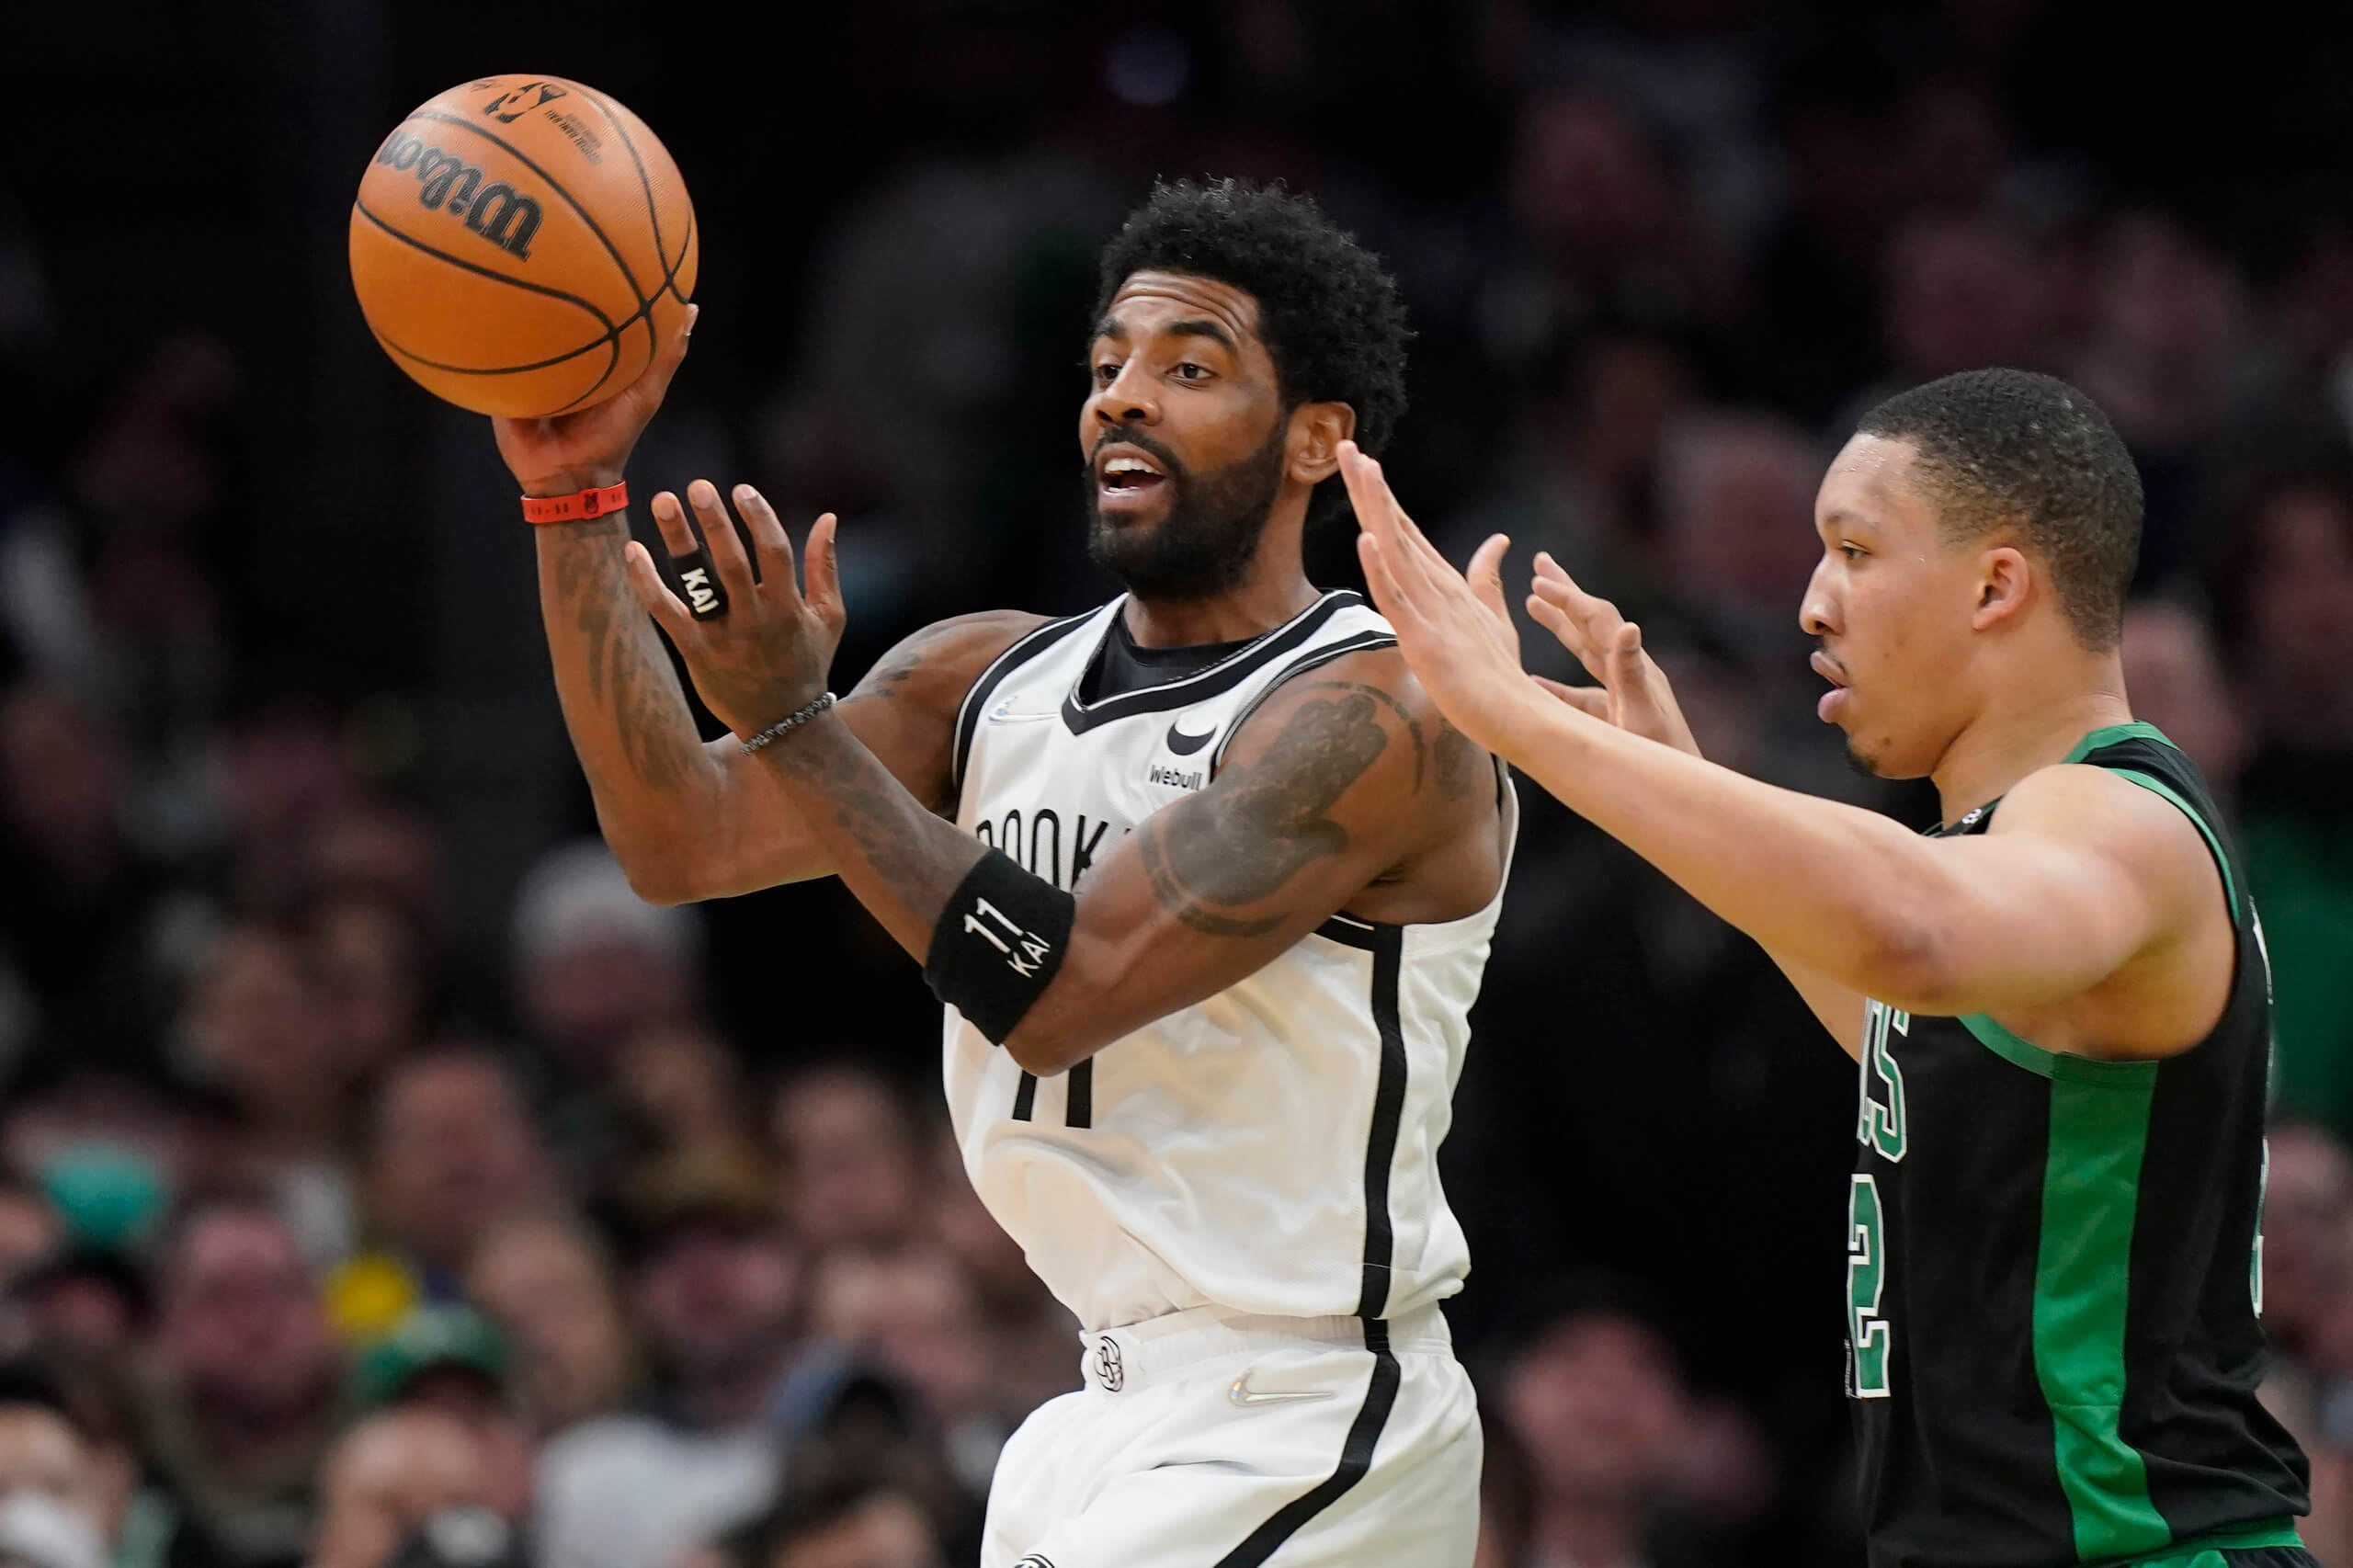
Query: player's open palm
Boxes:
[
  {"xmin": 1525, "ymin": 555, "xmax": 1702, "ymax": 758},
  {"xmin": 493, "ymin": 305, "xmax": 697, "ymax": 494},
  {"xmin": 624, "ymin": 479, "xmax": 846, "ymax": 741},
  {"xmin": 1340, "ymin": 442, "xmax": 1539, "ymax": 754}
]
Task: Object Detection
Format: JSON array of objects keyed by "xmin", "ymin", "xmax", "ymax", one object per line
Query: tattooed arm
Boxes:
[
  {"xmin": 755, "ymin": 645, "xmax": 1503, "ymax": 1075},
  {"xmin": 531, "ymin": 517, "xmax": 1036, "ymax": 902},
  {"xmin": 494, "ymin": 306, "xmax": 1039, "ymax": 903}
]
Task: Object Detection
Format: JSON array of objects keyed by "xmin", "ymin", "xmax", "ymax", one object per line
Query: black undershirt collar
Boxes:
[{"xmin": 1079, "ymin": 613, "xmax": 1258, "ymax": 703}]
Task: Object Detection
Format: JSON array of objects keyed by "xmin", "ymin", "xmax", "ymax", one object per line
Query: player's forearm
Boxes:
[
  {"xmin": 755, "ymin": 710, "xmax": 988, "ymax": 956},
  {"xmin": 533, "ymin": 517, "xmax": 734, "ymax": 899},
  {"xmin": 1489, "ymin": 695, "xmax": 1955, "ymax": 1006}
]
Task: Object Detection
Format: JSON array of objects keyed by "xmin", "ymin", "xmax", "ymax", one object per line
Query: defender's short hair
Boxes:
[
  {"xmin": 1096, "ymin": 178, "xmax": 1411, "ymax": 527},
  {"xmin": 1857, "ymin": 369, "xmax": 2143, "ymax": 650}
]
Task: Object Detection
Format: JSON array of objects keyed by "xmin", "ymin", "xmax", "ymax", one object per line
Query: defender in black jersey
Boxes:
[{"xmin": 1339, "ymin": 367, "xmax": 2314, "ymax": 1568}]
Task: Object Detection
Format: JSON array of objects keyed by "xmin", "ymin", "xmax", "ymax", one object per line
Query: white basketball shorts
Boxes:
[{"xmin": 980, "ymin": 1302, "xmax": 1481, "ymax": 1568}]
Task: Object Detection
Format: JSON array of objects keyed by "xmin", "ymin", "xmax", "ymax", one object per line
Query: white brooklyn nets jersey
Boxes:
[{"xmin": 945, "ymin": 589, "xmax": 1514, "ymax": 1332}]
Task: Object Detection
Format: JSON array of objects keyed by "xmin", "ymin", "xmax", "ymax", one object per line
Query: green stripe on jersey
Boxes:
[
  {"xmin": 2063, "ymin": 722, "xmax": 2176, "ymax": 764},
  {"xmin": 2112, "ymin": 1518, "xmax": 2303, "ymax": 1565},
  {"xmin": 2108, "ymin": 768, "xmax": 2242, "ymax": 923},
  {"xmin": 2033, "ymin": 1066, "xmax": 2171, "ymax": 1562}
]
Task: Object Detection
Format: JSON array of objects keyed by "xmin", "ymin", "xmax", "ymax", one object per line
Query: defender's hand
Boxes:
[
  {"xmin": 1526, "ymin": 554, "xmax": 1702, "ymax": 757},
  {"xmin": 494, "ymin": 304, "xmax": 697, "ymax": 495},
  {"xmin": 1341, "ymin": 442, "xmax": 1545, "ymax": 756},
  {"xmin": 625, "ymin": 480, "xmax": 845, "ymax": 740}
]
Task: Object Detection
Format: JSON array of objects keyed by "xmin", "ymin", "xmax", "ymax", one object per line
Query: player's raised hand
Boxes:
[
  {"xmin": 494, "ymin": 305, "xmax": 698, "ymax": 496},
  {"xmin": 1526, "ymin": 554, "xmax": 1701, "ymax": 757},
  {"xmin": 1341, "ymin": 441, "xmax": 1544, "ymax": 756},
  {"xmin": 622, "ymin": 480, "xmax": 846, "ymax": 741}
]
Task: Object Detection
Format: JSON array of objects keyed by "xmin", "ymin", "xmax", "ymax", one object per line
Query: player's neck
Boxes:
[
  {"xmin": 1929, "ymin": 651, "xmax": 2131, "ymax": 825},
  {"xmin": 1121, "ymin": 537, "xmax": 1319, "ymax": 647}
]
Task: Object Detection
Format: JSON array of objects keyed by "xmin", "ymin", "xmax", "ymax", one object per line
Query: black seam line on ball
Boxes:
[
  {"xmin": 355, "ymin": 199, "xmax": 620, "ymax": 334},
  {"xmin": 572, "ymin": 85, "xmax": 670, "ymax": 282},
  {"xmin": 354, "ymin": 198, "xmax": 666, "ymax": 412}
]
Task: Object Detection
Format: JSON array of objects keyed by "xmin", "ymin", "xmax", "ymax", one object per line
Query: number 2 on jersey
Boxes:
[{"xmin": 1847, "ymin": 1173, "xmax": 1893, "ymax": 1398}]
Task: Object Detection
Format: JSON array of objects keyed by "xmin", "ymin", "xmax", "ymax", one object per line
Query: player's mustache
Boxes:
[{"xmin": 1086, "ymin": 427, "xmax": 1189, "ymax": 483}]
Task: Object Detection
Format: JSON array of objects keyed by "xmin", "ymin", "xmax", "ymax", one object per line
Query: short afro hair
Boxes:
[
  {"xmin": 1095, "ymin": 178, "xmax": 1411, "ymax": 527},
  {"xmin": 1857, "ymin": 369, "xmax": 2143, "ymax": 650}
]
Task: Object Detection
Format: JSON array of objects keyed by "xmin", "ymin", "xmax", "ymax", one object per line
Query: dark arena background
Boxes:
[{"xmin": 5, "ymin": 4, "xmax": 2353, "ymax": 1565}]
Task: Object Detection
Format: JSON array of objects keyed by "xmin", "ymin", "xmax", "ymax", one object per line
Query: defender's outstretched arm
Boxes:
[{"xmin": 1343, "ymin": 443, "xmax": 2208, "ymax": 1049}]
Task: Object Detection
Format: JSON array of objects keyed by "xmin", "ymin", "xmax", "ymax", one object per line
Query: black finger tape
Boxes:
[{"xmin": 670, "ymin": 547, "xmax": 729, "ymax": 620}]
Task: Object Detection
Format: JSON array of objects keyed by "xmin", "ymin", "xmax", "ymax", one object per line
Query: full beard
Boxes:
[{"xmin": 1085, "ymin": 420, "xmax": 1288, "ymax": 603}]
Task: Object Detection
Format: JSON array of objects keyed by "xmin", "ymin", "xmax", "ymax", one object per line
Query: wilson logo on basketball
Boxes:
[{"xmin": 370, "ymin": 132, "xmax": 543, "ymax": 261}]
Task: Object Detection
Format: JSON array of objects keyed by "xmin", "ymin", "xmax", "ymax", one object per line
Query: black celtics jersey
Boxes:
[{"xmin": 1850, "ymin": 722, "xmax": 2310, "ymax": 1568}]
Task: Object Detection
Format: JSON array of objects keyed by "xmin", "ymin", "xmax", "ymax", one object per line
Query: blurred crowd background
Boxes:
[{"xmin": 4, "ymin": 2, "xmax": 2353, "ymax": 1565}]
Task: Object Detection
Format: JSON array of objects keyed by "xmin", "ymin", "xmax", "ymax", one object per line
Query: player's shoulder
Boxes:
[
  {"xmin": 1988, "ymin": 759, "xmax": 2218, "ymax": 886},
  {"xmin": 1222, "ymin": 642, "xmax": 1491, "ymax": 808},
  {"xmin": 850, "ymin": 609, "xmax": 1056, "ymax": 713}
]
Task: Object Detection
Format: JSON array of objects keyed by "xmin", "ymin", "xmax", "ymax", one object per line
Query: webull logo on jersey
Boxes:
[{"xmin": 1146, "ymin": 763, "xmax": 1203, "ymax": 790}]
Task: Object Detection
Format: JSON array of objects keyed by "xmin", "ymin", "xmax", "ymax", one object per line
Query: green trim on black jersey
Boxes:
[
  {"xmin": 2109, "ymin": 768, "xmax": 2243, "ymax": 921},
  {"xmin": 1961, "ymin": 1015, "xmax": 2161, "ymax": 1087},
  {"xmin": 2107, "ymin": 1518, "xmax": 2303, "ymax": 1566},
  {"xmin": 2034, "ymin": 1066, "xmax": 2170, "ymax": 1562},
  {"xmin": 2062, "ymin": 722, "xmax": 2243, "ymax": 920},
  {"xmin": 2064, "ymin": 721, "xmax": 2177, "ymax": 764},
  {"xmin": 1959, "ymin": 722, "xmax": 2254, "ymax": 1559}
]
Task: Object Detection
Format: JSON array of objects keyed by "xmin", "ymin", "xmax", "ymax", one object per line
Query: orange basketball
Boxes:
[{"xmin": 348, "ymin": 75, "xmax": 698, "ymax": 418}]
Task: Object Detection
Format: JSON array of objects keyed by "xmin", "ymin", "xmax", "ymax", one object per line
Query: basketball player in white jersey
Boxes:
[{"xmin": 493, "ymin": 180, "xmax": 1511, "ymax": 1567}]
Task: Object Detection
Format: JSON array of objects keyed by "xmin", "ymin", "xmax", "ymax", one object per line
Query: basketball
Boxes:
[{"xmin": 347, "ymin": 75, "xmax": 698, "ymax": 419}]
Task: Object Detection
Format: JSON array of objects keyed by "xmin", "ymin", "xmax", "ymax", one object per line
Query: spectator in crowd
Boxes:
[
  {"xmin": 0, "ymin": 1363, "xmax": 113, "ymax": 1568},
  {"xmin": 6, "ymin": 1253, "xmax": 149, "ymax": 1364},
  {"xmin": 0, "ymin": 1184, "xmax": 55, "ymax": 1298},
  {"xmin": 1867, "ymin": 212, "xmax": 2047, "ymax": 411},
  {"xmin": 700, "ymin": 1446, "xmax": 954, "ymax": 1568},
  {"xmin": 142, "ymin": 1199, "xmax": 342, "ymax": 1568},
  {"xmin": 606, "ymin": 1026, "xmax": 767, "ymax": 1225},
  {"xmin": 806, "ymin": 1248, "xmax": 1003, "ymax": 1501},
  {"xmin": 511, "ymin": 843, "xmax": 700, "ymax": 1083},
  {"xmin": 173, "ymin": 923, "xmax": 356, "ymax": 1267},
  {"xmin": 1491, "ymin": 88, "xmax": 1735, "ymax": 364},
  {"xmin": 769, "ymin": 1069, "xmax": 923, "ymax": 1259},
  {"xmin": 2256, "ymin": 1120, "xmax": 2353, "ymax": 1565},
  {"xmin": 306, "ymin": 892, "xmax": 434, "ymax": 1098},
  {"xmin": 1444, "ymin": 326, "xmax": 1698, "ymax": 661},
  {"xmin": 311, "ymin": 1404, "xmax": 528, "ymax": 1568},
  {"xmin": 508, "ymin": 844, "xmax": 704, "ymax": 1187},
  {"xmin": 1491, "ymin": 1288, "xmax": 1754, "ymax": 1568},
  {"xmin": 334, "ymin": 1048, "xmax": 555, "ymax": 1335},
  {"xmin": 0, "ymin": 681, "xmax": 172, "ymax": 1076},
  {"xmin": 461, "ymin": 1215, "xmax": 635, "ymax": 1438},
  {"xmin": 533, "ymin": 1181, "xmax": 818, "ymax": 1568},
  {"xmin": 921, "ymin": 1131, "xmax": 1076, "ymax": 1426},
  {"xmin": 2119, "ymin": 599, "xmax": 2253, "ymax": 805},
  {"xmin": 2067, "ymin": 211, "xmax": 2252, "ymax": 581},
  {"xmin": 2211, "ymin": 476, "xmax": 2353, "ymax": 1138}
]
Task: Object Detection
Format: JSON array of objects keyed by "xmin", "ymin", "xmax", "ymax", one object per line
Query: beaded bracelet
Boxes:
[{"xmin": 739, "ymin": 692, "xmax": 836, "ymax": 756}]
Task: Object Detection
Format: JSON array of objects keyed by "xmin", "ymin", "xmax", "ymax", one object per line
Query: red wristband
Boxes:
[{"xmin": 520, "ymin": 482, "xmax": 629, "ymax": 525}]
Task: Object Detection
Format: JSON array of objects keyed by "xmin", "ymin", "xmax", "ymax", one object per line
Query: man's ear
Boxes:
[
  {"xmin": 1972, "ymin": 543, "xmax": 2034, "ymax": 631},
  {"xmin": 1290, "ymin": 402, "xmax": 1357, "ymax": 484}
]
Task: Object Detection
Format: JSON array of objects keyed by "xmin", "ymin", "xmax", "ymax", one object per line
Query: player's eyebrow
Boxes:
[
  {"xmin": 1161, "ymin": 318, "xmax": 1238, "ymax": 352},
  {"xmin": 1088, "ymin": 316, "xmax": 1241, "ymax": 354}
]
